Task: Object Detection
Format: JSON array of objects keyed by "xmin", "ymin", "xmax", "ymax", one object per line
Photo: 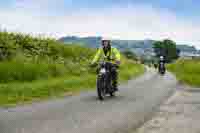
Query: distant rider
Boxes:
[{"xmin": 158, "ymin": 56, "xmax": 165, "ymax": 71}]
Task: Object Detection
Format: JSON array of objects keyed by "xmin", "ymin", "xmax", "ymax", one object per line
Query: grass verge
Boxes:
[
  {"xmin": 168, "ymin": 59, "xmax": 200, "ymax": 87},
  {"xmin": 0, "ymin": 60, "xmax": 144, "ymax": 107}
]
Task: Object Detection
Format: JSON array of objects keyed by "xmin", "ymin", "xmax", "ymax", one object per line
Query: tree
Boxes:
[
  {"xmin": 153, "ymin": 39, "xmax": 180, "ymax": 63},
  {"xmin": 122, "ymin": 50, "xmax": 137, "ymax": 60}
]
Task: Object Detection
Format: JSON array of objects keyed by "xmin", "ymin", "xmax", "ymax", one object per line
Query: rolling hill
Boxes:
[{"xmin": 58, "ymin": 36, "xmax": 199, "ymax": 57}]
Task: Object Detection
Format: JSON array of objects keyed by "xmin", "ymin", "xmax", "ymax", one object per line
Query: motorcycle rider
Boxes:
[
  {"xmin": 90, "ymin": 37, "xmax": 121, "ymax": 91},
  {"xmin": 159, "ymin": 56, "xmax": 165, "ymax": 63},
  {"xmin": 158, "ymin": 55, "xmax": 165, "ymax": 72}
]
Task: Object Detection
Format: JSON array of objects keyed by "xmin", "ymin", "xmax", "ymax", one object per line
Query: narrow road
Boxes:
[{"xmin": 0, "ymin": 68, "xmax": 178, "ymax": 133}]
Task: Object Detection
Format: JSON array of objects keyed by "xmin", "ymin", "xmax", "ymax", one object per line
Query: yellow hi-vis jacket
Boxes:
[{"xmin": 91, "ymin": 47, "xmax": 120, "ymax": 64}]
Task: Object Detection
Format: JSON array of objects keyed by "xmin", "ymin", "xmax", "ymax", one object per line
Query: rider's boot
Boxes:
[
  {"xmin": 111, "ymin": 66, "xmax": 119, "ymax": 91},
  {"xmin": 112, "ymin": 76, "xmax": 118, "ymax": 91}
]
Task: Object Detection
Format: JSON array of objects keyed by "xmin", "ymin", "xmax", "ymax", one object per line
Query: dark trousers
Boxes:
[{"xmin": 111, "ymin": 66, "xmax": 118, "ymax": 88}]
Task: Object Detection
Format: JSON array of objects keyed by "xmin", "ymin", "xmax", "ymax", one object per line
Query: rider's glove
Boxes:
[
  {"xmin": 116, "ymin": 60, "xmax": 120, "ymax": 65},
  {"xmin": 115, "ymin": 60, "xmax": 120, "ymax": 68}
]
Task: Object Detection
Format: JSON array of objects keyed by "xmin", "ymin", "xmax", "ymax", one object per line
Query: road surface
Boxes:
[
  {"xmin": 136, "ymin": 84, "xmax": 200, "ymax": 133},
  {"xmin": 0, "ymin": 68, "xmax": 178, "ymax": 133}
]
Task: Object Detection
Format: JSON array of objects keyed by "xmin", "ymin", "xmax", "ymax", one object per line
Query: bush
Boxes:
[{"xmin": 0, "ymin": 31, "xmax": 96, "ymax": 82}]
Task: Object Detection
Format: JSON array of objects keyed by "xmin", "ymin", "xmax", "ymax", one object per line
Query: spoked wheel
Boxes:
[
  {"xmin": 161, "ymin": 70, "xmax": 165, "ymax": 75},
  {"xmin": 109, "ymin": 91, "xmax": 115, "ymax": 97},
  {"xmin": 109, "ymin": 85, "xmax": 115, "ymax": 97},
  {"xmin": 97, "ymin": 77, "xmax": 106, "ymax": 100}
]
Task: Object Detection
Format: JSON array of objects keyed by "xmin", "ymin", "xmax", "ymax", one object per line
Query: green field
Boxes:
[
  {"xmin": 0, "ymin": 32, "xmax": 144, "ymax": 107},
  {"xmin": 168, "ymin": 59, "xmax": 200, "ymax": 87}
]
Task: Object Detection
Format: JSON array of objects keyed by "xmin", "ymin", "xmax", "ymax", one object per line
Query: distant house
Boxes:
[{"xmin": 180, "ymin": 51, "xmax": 200, "ymax": 59}]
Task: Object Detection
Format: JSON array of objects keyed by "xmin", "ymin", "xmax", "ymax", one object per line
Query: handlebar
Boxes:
[
  {"xmin": 99, "ymin": 61, "xmax": 119, "ymax": 68},
  {"xmin": 90, "ymin": 61, "xmax": 119, "ymax": 68}
]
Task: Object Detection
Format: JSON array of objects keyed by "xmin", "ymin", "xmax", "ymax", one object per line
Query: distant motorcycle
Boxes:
[
  {"xmin": 158, "ymin": 62, "xmax": 166, "ymax": 75},
  {"xmin": 96, "ymin": 61, "xmax": 117, "ymax": 100}
]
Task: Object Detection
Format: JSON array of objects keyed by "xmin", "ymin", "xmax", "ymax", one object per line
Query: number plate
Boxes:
[{"xmin": 100, "ymin": 68, "xmax": 106, "ymax": 73}]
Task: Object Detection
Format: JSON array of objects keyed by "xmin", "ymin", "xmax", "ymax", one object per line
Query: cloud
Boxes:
[
  {"xmin": 0, "ymin": 1, "xmax": 200, "ymax": 49},
  {"xmin": 13, "ymin": 0, "xmax": 66, "ymax": 11}
]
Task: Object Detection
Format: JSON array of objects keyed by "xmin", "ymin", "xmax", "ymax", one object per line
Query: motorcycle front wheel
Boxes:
[{"xmin": 97, "ymin": 76, "xmax": 106, "ymax": 100}]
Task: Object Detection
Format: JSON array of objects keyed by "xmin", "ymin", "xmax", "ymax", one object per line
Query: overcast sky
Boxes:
[{"xmin": 0, "ymin": 0, "xmax": 200, "ymax": 49}]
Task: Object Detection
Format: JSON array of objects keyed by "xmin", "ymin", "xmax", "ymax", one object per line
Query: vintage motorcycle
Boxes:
[{"xmin": 96, "ymin": 61, "xmax": 117, "ymax": 100}]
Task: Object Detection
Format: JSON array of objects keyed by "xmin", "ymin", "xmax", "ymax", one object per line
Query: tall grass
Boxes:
[
  {"xmin": 0, "ymin": 75, "xmax": 96, "ymax": 106},
  {"xmin": 0, "ymin": 60, "xmax": 144, "ymax": 107},
  {"xmin": 119, "ymin": 57, "xmax": 145, "ymax": 81},
  {"xmin": 168, "ymin": 59, "xmax": 200, "ymax": 87}
]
